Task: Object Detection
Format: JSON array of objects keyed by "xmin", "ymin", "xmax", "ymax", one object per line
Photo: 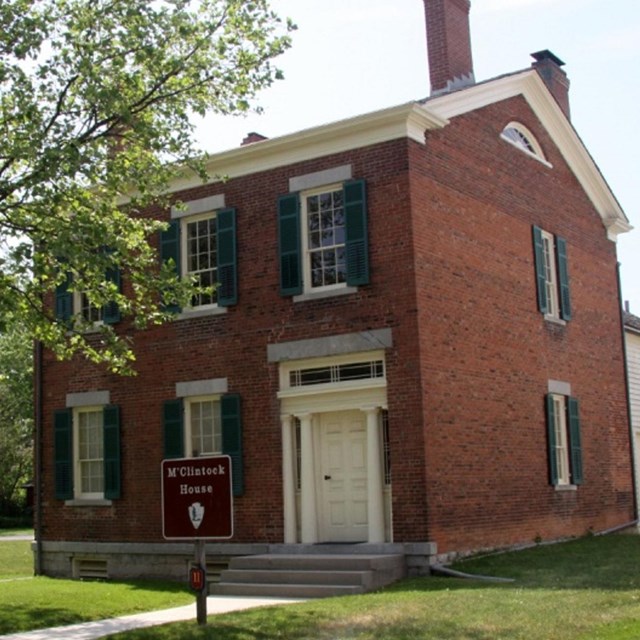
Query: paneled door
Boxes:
[{"xmin": 319, "ymin": 411, "xmax": 368, "ymax": 542}]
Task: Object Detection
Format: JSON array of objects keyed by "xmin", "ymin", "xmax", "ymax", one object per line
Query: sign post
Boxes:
[{"xmin": 161, "ymin": 455, "xmax": 233, "ymax": 626}]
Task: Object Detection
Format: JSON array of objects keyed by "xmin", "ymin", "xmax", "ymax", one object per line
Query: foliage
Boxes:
[
  {"xmin": 0, "ymin": 541, "xmax": 192, "ymax": 634},
  {"xmin": 0, "ymin": 318, "xmax": 33, "ymax": 513},
  {"xmin": 108, "ymin": 534, "xmax": 640, "ymax": 640},
  {"xmin": 0, "ymin": 0, "xmax": 293, "ymax": 374}
]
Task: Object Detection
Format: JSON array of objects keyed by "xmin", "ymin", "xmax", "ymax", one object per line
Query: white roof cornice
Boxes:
[
  {"xmin": 424, "ymin": 71, "xmax": 631, "ymax": 241},
  {"xmin": 168, "ymin": 103, "xmax": 448, "ymax": 195},
  {"xmin": 166, "ymin": 70, "xmax": 629, "ymax": 242}
]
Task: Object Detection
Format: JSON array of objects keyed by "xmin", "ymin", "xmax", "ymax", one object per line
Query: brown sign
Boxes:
[{"xmin": 161, "ymin": 456, "xmax": 233, "ymax": 540}]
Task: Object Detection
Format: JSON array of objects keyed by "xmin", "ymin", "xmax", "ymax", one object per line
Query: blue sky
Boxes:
[{"xmin": 197, "ymin": 0, "xmax": 640, "ymax": 313}]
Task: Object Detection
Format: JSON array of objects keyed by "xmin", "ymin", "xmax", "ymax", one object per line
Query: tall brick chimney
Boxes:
[
  {"xmin": 423, "ymin": 0, "xmax": 475, "ymax": 95},
  {"xmin": 531, "ymin": 50, "xmax": 571, "ymax": 119}
]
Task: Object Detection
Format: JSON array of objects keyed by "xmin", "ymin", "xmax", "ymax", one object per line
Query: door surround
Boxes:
[{"xmin": 278, "ymin": 350, "xmax": 388, "ymax": 544}]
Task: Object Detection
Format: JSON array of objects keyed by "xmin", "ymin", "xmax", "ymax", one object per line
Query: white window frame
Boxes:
[
  {"xmin": 550, "ymin": 394, "xmax": 571, "ymax": 486},
  {"xmin": 73, "ymin": 406, "xmax": 104, "ymax": 500},
  {"xmin": 500, "ymin": 122, "xmax": 552, "ymax": 167},
  {"xmin": 540, "ymin": 229, "xmax": 560, "ymax": 320},
  {"xmin": 181, "ymin": 211, "xmax": 218, "ymax": 310},
  {"xmin": 300, "ymin": 183, "xmax": 347, "ymax": 294},
  {"xmin": 184, "ymin": 395, "xmax": 222, "ymax": 458},
  {"xmin": 72, "ymin": 291, "xmax": 104, "ymax": 326}
]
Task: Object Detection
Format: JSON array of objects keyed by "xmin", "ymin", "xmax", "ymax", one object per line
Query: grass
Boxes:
[
  {"xmin": 0, "ymin": 527, "xmax": 33, "ymax": 537},
  {"xmin": 0, "ymin": 541, "xmax": 193, "ymax": 635},
  {"xmin": 108, "ymin": 533, "xmax": 640, "ymax": 640},
  {"xmin": 0, "ymin": 539, "xmax": 33, "ymax": 578}
]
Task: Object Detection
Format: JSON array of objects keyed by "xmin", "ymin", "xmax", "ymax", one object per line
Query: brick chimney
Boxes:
[
  {"xmin": 423, "ymin": 0, "xmax": 475, "ymax": 95},
  {"xmin": 531, "ymin": 50, "xmax": 570, "ymax": 119},
  {"xmin": 241, "ymin": 132, "xmax": 268, "ymax": 146}
]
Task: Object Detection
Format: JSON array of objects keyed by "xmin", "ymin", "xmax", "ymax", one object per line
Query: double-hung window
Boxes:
[
  {"xmin": 160, "ymin": 206, "xmax": 237, "ymax": 313},
  {"xmin": 184, "ymin": 214, "xmax": 218, "ymax": 307},
  {"xmin": 55, "ymin": 265, "xmax": 121, "ymax": 326},
  {"xmin": 546, "ymin": 393, "xmax": 582, "ymax": 487},
  {"xmin": 54, "ymin": 404, "xmax": 121, "ymax": 501},
  {"xmin": 532, "ymin": 226, "xmax": 571, "ymax": 321},
  {"xmin": 163, "ymin": 394, "xmax": 244, "ymax": 496},
  {"xmin": 74, "ymin": 292, "xmax": 103, "ymax": 325},
  {"xmin": 185, "ymin": 396, "xmax": 222, "ymax": 457},
  {"xmin": 278, "ymin": 179, "xmax": 368, "ymax": 297}
]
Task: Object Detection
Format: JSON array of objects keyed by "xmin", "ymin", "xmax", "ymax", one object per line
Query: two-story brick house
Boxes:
[{"xmin": 35, "ymin": 0, "xmax": 635, "ymax": 582}]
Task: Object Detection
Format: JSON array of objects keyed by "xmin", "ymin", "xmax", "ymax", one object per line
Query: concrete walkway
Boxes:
[{"xmin": 0, "ymin": 596, "xmax": 305, "ymax": 639}]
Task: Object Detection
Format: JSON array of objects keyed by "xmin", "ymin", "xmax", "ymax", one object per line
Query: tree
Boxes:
[
  {"xmin": 0, "ymin": 317, "xmax": 33, "ymax": 514},
  {"xmin": 0, "ymin": 0, "xmax": 293, "ymax": 374}
]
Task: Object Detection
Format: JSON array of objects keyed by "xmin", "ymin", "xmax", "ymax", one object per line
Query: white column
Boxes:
[
  {"xmin": 298, "ymin": 413, "xmax": 318, "ymax": 544},
  {"xmin": 281, "ymin": 415, "xmax": 297, "ymax": 544},
  {"xmin": 364, "ymin": 406, "xmax": 385, "ymax": 543}
]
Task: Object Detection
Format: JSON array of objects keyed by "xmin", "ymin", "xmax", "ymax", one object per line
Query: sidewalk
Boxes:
[{"xmin": 0, "ymin": 596, "xmax": 305, "ymax": 640}]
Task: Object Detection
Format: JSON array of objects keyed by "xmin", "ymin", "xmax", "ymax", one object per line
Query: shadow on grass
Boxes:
[
  {"xmin": 0, "ymin": 605, "xmax": 86, "ymax": 635},
  {"xmin": 0, "ymin": 577, "xmax": 191, "ymax": 634}
]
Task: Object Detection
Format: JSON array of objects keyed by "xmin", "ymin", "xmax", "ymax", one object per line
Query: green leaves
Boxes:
[{"xmin": 0, "ymin": 0, "xmax": 293, "ymax": 374}]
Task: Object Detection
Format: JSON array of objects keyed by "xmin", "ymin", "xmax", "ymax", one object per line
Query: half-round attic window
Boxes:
[{"xmin": 501, "ymin": 122, "xmax": 549, "ymax": 165}]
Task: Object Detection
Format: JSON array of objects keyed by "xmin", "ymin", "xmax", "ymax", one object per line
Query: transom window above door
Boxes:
[
  {"xmin": 289, "ymin": 360, "xmax": 384, "ymax": 388},
  {"xmin": 279, "ymin": 351, "xmax": 387, "ymax": 395}
]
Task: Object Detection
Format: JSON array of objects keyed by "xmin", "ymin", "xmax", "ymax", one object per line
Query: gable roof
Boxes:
[
  {"xmin": 624, "ymin": 311, "xmax": 640, "ymax": 334},
  {"xmin": 424, "ymin": 68, "xmax": 630, "ymax": 241},
  {"xmin": 168, "ymin": 68, "xmax": 630, "ymax": 242}
]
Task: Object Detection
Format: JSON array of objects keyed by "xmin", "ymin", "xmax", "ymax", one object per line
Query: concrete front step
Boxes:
[
  {"xmin": 210, "ymin": 553, "xmax": 405, "ymax": 598},
  {"xmin": 220, "ymin": 568, "xmax": 375, "ymax": 587},
  {"xmin": 211, "ymin": 581, "xmax": 367, "ymax": 598}
]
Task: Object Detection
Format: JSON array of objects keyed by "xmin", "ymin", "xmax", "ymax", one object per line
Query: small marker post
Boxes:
[{"xmin": 194, "ymin": 539, "xmax": 207, "ymax": 625}]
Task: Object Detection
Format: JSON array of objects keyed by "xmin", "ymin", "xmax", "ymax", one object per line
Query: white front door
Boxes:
[{"xmin": 319, "ymin": 410, "xmax": 368, "ymax": 542}]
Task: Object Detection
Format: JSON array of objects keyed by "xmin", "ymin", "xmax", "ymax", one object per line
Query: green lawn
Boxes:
[
  {"xmin": 110, "ymin": 533, "xmax": 640, "ymax": 640},
  {"xmin": 0, "ymin": 541, "xmax": 192, "ymax": 635},
  {"xmin": 0, "ymin": 528, "xmax": 33, "ymax": 537},
  {"xmin": 3, "ymin": 534, "xmax": 640, "ymax": 639}
]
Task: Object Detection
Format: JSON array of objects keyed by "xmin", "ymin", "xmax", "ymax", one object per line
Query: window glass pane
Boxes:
[
  {"xmin": 185, "ymin": 215, "xmax": 217, "ymax": 307},
  {"xmin": 305, "ymin": 189, "xmax": 346, "ymax": 289},
  {"xmin": 77, "ymin": 409, "xmax": 104, "ymax": 495},
  {"xmin": 189, "ymin": 399, "xmax": 221, "ymax": 456},
  {"xmin": 552, "ymin": 396, "xmax": 570, "ymax": 485}
]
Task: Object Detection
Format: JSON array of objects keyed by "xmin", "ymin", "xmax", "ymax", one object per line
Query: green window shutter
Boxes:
[
  {"xmin": 54, "ymin": 409, "xmax": 73, "ymax": 500},
  {"xmin": 344, "ymin": 180, "xmax": 369, "ymax": 286},
  {"xmin": 556, "ymin": 236, "xmax": 572, "ymax": 321},
  {"xmin": 55, "ymin": 272, "xmax": 73, "ymax": 324},
  {"xmin": 163, "ymin": 399, "xmax": 184, "ymax": 459},
  {"xmin": 568, "ymin": 397, "xmax": 583, "ymax": 485},
  {"xmin": 221, "ymin": 394, "xmax": 244, "ymax": 497},
  {"xmin": 103, "ymin": 265, "xmax": 122, "ymax": 324},
  {"xmin": 216, "ymin": 208, "xmax": 237, "ymax": 306},
  {"xmin": 160, "ymin": 220, "xmax": 182, "ymax": 314},
  {"xmin": 278, "ymin": 193, "xmax": 302, "ymax": 296},
  {"xmin": 545, "ymin": 394, "xmax": 559, "ymax": 486},
  {"xmin": 532, "ymin": 226, "xmax": 548, "ymax": 314},
  {"xmin": 103, "ymin": 405, "xmax": 121, "ymax": 499}
]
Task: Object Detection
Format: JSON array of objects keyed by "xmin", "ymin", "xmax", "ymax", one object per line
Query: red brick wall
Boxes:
[
  {"xmin": 39, "ymin": 138, "xmax": 432, "ymax": 544},
  {"xmin": 409, "ymin": 95, "xmax": 634, "ymax": 552},
  {"xmin": 39, "ymin": 96, "xmax": 634, "ymax": 555}
]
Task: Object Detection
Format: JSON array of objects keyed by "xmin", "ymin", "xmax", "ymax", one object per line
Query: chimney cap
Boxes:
[{"xmin": 531, "ymin": 50, "xmax": 565, "ymax": 67}]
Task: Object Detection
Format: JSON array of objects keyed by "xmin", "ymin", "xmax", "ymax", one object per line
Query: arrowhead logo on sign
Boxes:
[
  {"xmin": 161, "ymin": 456, "xmax": 233, "ymax": 540},
  {"xmin": 189, "ymin": 502, "xmax": 205, "ymax": 530}
]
